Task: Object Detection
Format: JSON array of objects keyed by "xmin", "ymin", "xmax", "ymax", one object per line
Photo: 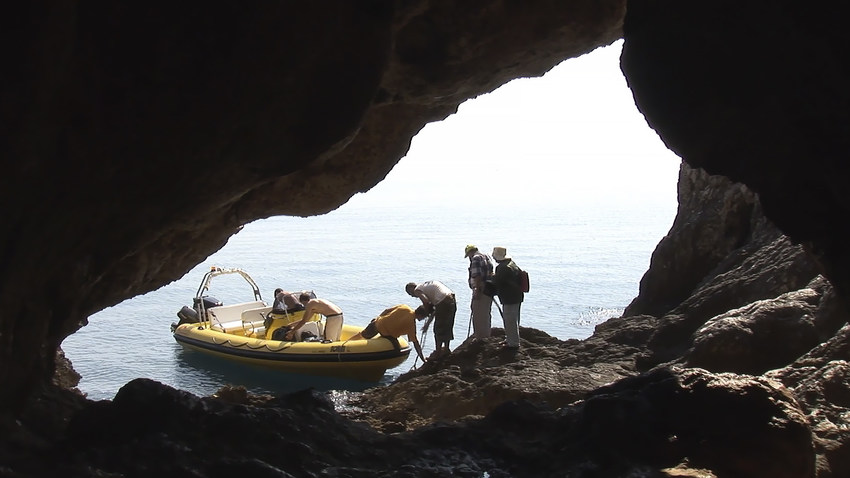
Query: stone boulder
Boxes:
[
  {"xmin": 685, "ymin": 277, "xmax": 832, "ymax": 375},
  {"xmin": 630, "ymin": 164, "xmax": 822, "ymax": 370},
  {"xmin": 567, "ymin": 367, "xmax": 815, "ymax": 478},
  {"xmin": 767, "ymin": 324, "xmax": 850, "ymax": 478},
  {"xmin": 342, "ymin": 327, "xmax": 635, "ymax": 433}
]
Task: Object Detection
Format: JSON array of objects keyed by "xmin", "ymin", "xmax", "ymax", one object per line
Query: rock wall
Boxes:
[{"xmin": 621, "ymin": 0, "xmax": 850, "ymax": 299}]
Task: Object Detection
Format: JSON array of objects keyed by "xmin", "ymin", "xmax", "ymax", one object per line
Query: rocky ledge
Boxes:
[{"xmin": 2, "ymin": 164, "xmax": 847, "ymax": 478}]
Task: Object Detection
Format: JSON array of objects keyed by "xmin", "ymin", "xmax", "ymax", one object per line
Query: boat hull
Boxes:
[{"xmin": 172, "ymin": 323, "xmax": 410, "ymax": 382}]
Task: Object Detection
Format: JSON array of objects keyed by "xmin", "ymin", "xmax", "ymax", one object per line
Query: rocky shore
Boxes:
[{"xmin": 2, "ymin": 164, "xmax": 846, "ymax": 477}]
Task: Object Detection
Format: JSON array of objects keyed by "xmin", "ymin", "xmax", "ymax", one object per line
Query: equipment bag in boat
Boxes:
[{"xmin": 271, "ymin": 325, "xmax": 295, "ymax": 341}]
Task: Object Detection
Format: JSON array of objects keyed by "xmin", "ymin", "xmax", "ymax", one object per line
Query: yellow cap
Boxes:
[{"xmin": 464, "ymin": 244, "xmax": 477, "ymax": 257}]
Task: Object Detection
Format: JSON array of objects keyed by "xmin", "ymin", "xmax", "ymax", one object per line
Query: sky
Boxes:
[{"xmin": 347, "ymin": 39, "xmax": 683, "ymax": 211}]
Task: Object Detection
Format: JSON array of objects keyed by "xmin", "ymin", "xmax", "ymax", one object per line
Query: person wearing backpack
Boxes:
[{"xmin": 492, "ymin": 246, "xmax": 524, "ymax": 349}]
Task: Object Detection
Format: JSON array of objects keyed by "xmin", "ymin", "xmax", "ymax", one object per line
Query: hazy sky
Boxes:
[{"xmin": 348, "ymin": 39, "xmax": 682, "ymax": 210}]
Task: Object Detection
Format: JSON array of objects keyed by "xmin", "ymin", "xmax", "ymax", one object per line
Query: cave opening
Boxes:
[{"xmin": 62, "ymin": 39, "xmax": 681, "ymax": 401}]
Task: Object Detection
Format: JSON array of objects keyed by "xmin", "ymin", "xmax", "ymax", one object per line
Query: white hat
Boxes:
[{"xmin": 492, "ymin": 246, "xmax": 509, "ymax": 261}]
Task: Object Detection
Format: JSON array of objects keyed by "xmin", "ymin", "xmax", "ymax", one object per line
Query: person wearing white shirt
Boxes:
[{"xmin": 406, "ymin": 280, "xmax": 457, "ymax": 359}]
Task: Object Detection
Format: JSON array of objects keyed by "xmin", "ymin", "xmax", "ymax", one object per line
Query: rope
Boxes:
[
  {"xmin": 209, "ymin": 334, "xmax": 294, "ymax": 352},
  {"xmin": 335, "ymin": 337, "xmax": 355, "ymax": 362}
]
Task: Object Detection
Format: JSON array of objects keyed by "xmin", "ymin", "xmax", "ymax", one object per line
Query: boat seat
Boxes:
[
  {"xmin": 240, "ymin": 305, "xmax": 272, "ymax": 335},
  {"xmin": 207, "ymin": 300, "xmax": 267, "ymax": 332}
]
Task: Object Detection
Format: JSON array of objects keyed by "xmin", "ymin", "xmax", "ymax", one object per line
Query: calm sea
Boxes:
[{"xmin": 62, "ymin": 195, "xmax": 676, "ymax": 401}]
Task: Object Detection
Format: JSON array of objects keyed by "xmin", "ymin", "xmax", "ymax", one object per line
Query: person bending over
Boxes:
[
  {"xmin": 406, "ymin": 280, "xmax": 456, "ymax": 358},
  {"xmin": 348, "ymin": 304, "xmax": 430, "ymax": 363},
  {"xmin": 272, "ymin": 288, "xmax": 303, "ymax": 313},
  {"xmin": 285, "ymin": 293, "xmax": 344, "ymax": 342}
]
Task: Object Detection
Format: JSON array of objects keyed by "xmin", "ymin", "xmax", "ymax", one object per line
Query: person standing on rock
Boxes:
[
  {"xmin": 492, "ymin": 246, "xmax": 523, "ymax": 349},
  {"xmin": 406, "ymin": 280, "xmax": 457, "ymax": 359},
  {"xmin": 465, "ymin": 244, "xmax": 494, "ymax": 339}
]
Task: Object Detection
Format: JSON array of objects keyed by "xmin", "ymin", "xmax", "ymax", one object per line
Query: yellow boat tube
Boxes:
[{"xmin": 172, "ymin": 318, "xmax": 410, "ymax": 382}]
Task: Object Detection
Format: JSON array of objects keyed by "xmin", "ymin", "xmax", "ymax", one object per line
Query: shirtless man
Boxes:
[
  {"xmin": 285, "ymin": 293, "xmax": 344, "ymax": 342},
  {"xmin": 272, "ymin": 288, "xmax": 302, "ymax": 312}
]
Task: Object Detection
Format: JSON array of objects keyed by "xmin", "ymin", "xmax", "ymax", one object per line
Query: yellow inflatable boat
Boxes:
[{"xmin": 171, "ymin": 267, "xmax": 410, "ymax": 382}]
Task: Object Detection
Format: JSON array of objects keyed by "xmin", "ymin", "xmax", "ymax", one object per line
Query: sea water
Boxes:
[{"xmin": 62, "ymin": 195, "xmax": 677, "ymax": 401}]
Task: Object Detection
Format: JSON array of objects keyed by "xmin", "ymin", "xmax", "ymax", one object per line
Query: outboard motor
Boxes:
[
  {"xmin": 177, "ymin": 296, "xmax": 223, "ymax": 325},
  {"xmin": 176, "ymin": 305, "xmax": 199, "ymax": 325}
]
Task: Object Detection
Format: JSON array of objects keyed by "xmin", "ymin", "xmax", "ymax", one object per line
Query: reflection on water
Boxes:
[{"xmin": 171, "ymin": 347, "xmax": 387, "ymax": 398}]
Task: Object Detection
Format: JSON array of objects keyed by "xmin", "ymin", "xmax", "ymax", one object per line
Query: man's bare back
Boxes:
[
  {"xmin": 304, "ymin": 298, "xmax": 342, "ymax": 317},
  {"xmin": 284, "ymin": 296, "xmax": 344, "ymax": 341}
]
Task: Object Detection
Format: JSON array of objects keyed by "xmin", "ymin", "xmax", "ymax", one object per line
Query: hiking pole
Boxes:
[
  {"xmin": 466, "ymin": 308, "xmax": 473, "ymax": 339},
  {"xmin": 493, "ymin": 297, "xmax": 504, "ymax": 318},
  {"xmin": 411, "ymin": 321, "xmax": 430, "ymax": 370},
  {"xmin": 411, "ymin": 331, "xmax": 427, "ymax": 370}
]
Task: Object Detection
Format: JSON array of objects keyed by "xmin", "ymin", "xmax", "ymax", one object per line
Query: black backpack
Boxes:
[
  {"xmin": 517, "ymin": 269, "xmax": 530, "ymax": 293},
  {"xmin": 271, "ymin": 325, "xmax": 294, "ymax": 341}
]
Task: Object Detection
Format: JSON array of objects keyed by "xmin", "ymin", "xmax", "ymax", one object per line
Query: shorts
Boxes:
[{"xmin": 433, "ymin": 294, "xmax": 457, "ymax": 342}]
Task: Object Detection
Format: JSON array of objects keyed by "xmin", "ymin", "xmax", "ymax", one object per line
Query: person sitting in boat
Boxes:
[
  {"xmin": 348, "ymin": 304, "xmax": 430, "ymax": 363},
  {"xmin": 284, "ymin": 293, "xmax": 344, "ymax": 343},
  {"xmin": 272, "ymin": 288, "xmax": 305, "ymax": 314}
]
